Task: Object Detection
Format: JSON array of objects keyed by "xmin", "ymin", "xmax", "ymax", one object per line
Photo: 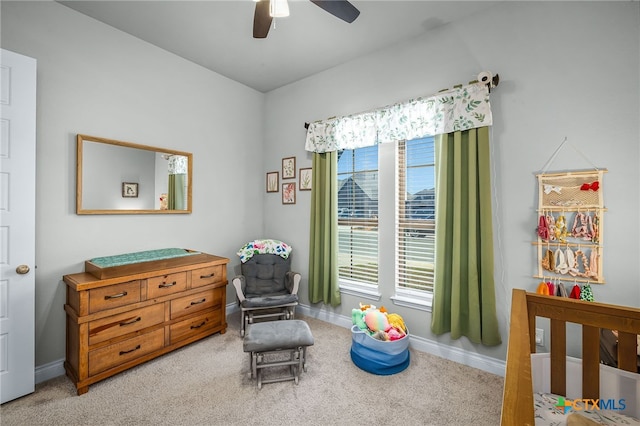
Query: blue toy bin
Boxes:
[{"xmin": 350, "ymin": 325, "xmax": 410, "ymax": 375}]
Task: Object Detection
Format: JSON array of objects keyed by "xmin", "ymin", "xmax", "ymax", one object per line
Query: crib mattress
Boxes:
[{"xmin": 534, "ymin": 393, "xmax": 640, "ymax": 425}]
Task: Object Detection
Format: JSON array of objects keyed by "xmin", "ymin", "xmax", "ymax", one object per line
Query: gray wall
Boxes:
[
  {"xmin": 263, "ymin": 1, "xmax": 640, "ymax": 361},
  {"xmin": 1, "ymin": 1, "xmax": 265, "ymax": 367},
  {"xmin": 1, "ymin": 1, "xmax": 638, "ymax": 370}
]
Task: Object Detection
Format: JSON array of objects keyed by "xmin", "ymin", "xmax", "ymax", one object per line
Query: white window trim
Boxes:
[
  {"xmin": 339, "ymin": 278, "xmax": 381, "ymax": 302},
  {"xmin": 391, "ymin": 287, "xmax": 432, "ymax": 312}
]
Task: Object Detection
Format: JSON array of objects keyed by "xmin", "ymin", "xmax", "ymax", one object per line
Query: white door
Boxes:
[{"xmin": 0, "ymin": 49, "xmax": 37, "ymax": 404}]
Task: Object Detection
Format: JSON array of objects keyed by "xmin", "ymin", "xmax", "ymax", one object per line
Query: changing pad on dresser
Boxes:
[{"xmin": 85, "ymin": 248, "xmax": 210, "ymax": 279}]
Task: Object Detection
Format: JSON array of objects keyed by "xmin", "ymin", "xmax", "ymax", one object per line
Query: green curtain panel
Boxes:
[
  {"xmin": 308, "ymin": 151, "xmax": 341, "ymax": 307},
  {"xmin": 168, "ymin": 174, "xmax": 186, "ymax": 210},
  {"xmin": 430, "ymin": 126, "xmax": 501, "ymax": 346}
]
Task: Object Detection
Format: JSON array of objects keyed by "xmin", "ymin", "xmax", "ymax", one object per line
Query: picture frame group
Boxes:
[{"xmin": 265, "ymin": 157, "xmax": 312, "ymax": 202}]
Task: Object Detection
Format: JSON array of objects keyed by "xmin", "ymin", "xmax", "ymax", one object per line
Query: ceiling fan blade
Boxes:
[
  {"xmin": 253, "ymin": 0, "xmax": 273, "ymax": 39},
  {"xmin": 310, "ymin": 0, "xmax": 360, "ymax": 23}
]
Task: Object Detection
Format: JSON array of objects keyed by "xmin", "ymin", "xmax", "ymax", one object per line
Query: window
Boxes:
[
  {"xmin": 337, "ymin": 146, "xmax": 379, "ymax": 286},
  {"xmin": 396, "ymin": 137, "xmax": 436, "ymax": 294},
  {"xmin": 337, "ymin": 137, "xmax": 436, "ymax": 308}
]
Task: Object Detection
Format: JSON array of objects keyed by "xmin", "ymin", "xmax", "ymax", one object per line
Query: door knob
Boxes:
[{"xmin": 16, "ymin": 265, "xmax": 30, "ymax": 275}]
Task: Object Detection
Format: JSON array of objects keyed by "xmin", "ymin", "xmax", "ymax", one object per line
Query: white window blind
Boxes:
[
  {"xmin": 396, "ymin": 137, "xmax": 436, "ymax": 293},
  {"xmin": 337, "ymin": 146, "xmax": 379, "ymax": 285}
]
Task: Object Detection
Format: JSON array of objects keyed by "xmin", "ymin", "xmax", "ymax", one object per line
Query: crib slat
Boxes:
[
  {"xmin": 617, "ymin": 331, "xmax": 638, "ymax": 373},
  {"xmin": 550, "ymin": 319, "xmax": 566, "ymax": 396},
  {"xmin": 582, "ymin": 325, "xmax": 600, "ymax": 399}
]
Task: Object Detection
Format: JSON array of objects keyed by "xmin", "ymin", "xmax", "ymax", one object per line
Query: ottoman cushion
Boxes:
[{"xmin": 243, "ymin": 320, "xmax": 314, "ymax": 353}]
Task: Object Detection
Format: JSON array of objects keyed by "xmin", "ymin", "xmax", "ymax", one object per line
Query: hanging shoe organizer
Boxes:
[{"xmin": 534, "ymin": 169, "xmax": 607, "ymax": 284}]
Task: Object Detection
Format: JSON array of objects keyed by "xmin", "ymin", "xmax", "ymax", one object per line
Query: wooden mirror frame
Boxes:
[{"xmin": 76, "ymin": 134, "xmax": 193, "ymax": 215}]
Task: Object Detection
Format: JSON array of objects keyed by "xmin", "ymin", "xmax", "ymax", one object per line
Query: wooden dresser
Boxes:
[{"xmin": 63, "ymin": 251, "xmax": 229, "ymax": 395}]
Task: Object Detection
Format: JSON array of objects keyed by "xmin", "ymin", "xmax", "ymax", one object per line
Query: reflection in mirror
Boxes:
[{"xmin": 76, "ymin": 135, "xmax": 192, "ymax": 214}]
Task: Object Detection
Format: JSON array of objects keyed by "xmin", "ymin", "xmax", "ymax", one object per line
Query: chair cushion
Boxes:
[
  {"xmin": 241, "ymin": 294, "xmax": 298, "ymax": 308},
  {"xmin": 242, "ymin": 254, "xmax": 292, "ymax": 297}
]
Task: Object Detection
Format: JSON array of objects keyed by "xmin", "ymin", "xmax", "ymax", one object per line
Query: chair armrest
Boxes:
[
  {"xmin": 285, "ymin": 271, "xmax": 301, "ymax": 295},
  {"xmin": 231, "ymin": 275, "xmax": 247, "ymax": 303}
]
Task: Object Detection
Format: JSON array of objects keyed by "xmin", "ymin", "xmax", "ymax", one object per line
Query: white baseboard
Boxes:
[
  {"xmin": 295, "ymin": 303, "xmax": 506, "ymax": 377},
  {"xmin": 37, "ymin": 302, "xmax": 505, "ymax": 383},
  {"xmin": 35, "ymin": 358, "xmax": 66, "ymax": 384}
]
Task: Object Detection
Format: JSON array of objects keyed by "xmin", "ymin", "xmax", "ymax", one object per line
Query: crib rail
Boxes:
[{"xmin": 501, "ymin": 289, "xmax": 640, "ymax": 426}]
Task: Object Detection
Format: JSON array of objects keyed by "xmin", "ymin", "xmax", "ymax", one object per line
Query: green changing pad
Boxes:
[{"xmin": 89, "ymin": 248, "xmax": 201, "ymax": 268}]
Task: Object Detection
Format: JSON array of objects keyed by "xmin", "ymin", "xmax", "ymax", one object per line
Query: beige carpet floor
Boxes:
[{"xmin": 0, "ymin": 312, "xmax": 504, "ymax": 425}]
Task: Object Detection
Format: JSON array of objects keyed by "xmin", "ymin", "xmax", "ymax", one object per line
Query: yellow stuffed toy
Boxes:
[{"xmin": 386, "ymin": 313, "xmax": 407, "ymax": 333}]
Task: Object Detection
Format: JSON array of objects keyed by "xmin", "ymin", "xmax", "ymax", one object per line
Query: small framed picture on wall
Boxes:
[
  {"xmin": 299, "ymin": 168, "xmax": 312, "ymax": 191},
  {"xmin": 282, "ymin": 156, "xmax": 296, "ymax": 179},
  {"xmin": 122, "ymin": 182, "xmax": 138, "ymax": 198},
  {"xmin": 266, "ymin": 171, "xmax": 279, "ymax": 193},
  {"xmin": 282, "ymin": 182, "xmax": 296, "ymax": 204}
]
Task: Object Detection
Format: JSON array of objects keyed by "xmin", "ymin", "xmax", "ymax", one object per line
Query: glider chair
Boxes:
[{"xmin": 232, "ymin": 240, "xmax": 300, "ymax": 337}]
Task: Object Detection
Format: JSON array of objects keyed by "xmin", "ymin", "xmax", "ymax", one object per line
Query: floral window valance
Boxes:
[
  {"xmin": 168, "ymin": 155, "xmax": 187, "ymax": 174},
  {"xmin": 305, "ymin": 82, "xmax": 492, "ymax": 153}
]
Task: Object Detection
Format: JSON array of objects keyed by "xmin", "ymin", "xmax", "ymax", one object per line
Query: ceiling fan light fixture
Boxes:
[{"xmin": 270, "ymin": 0, "xmax": 290, "ymax": 18}]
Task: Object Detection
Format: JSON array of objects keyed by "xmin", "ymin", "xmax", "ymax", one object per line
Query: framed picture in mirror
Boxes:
[{"xmin": 122, "ymin": 182, "xmax": 138, "ymax": 198}]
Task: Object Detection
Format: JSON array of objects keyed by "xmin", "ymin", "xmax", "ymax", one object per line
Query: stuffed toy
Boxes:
[
  {"xmin": 386, "ymin": 313, "xmax": 407, "ymax": 333},
  {"xmin": 159, "ymin": 193, "xmax": 168, "ymax": 210},
  {"xmin": 352, "ymin": 308, "xmax": 368, "ymax": 331},
  {"xmin": 371, "ymin": 330, "xmax": 389, "ymax": 341},
  {"xmin": 352, "ymin": 303, "xmax": 408, "ymax": 341},
  {"xmin": 387, "ymin": 328, "xmax": 405, "ymax": 341},
  {"xmin": 364, "ymin": 310, "xmax": 389, "ymax": 333}
]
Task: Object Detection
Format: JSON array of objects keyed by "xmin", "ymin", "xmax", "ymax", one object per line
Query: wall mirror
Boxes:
[{"xmin": 76, "ymin": 134, "xmax": 192, "ymax": 214}]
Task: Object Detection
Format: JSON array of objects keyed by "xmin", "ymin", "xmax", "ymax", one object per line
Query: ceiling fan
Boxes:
[{"xmin": 253, "ymin": 0, "xmax": 360, "ymax": 39}]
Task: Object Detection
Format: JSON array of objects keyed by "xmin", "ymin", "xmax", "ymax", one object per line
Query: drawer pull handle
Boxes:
[
  {"xmin": 190, "ymin": 321, "xmax": 206, "ymax": 329},
  {"xmin": 158, "ymin": 281, "xmax": 177, "ymax": 288},
  {"xmin": 190, "ymin": 298, "xmax": 206, "ymax": 306},
  {"xmin": 120, "ymin": 317, "xmax": 141, "ymax": 326},
  {"xmin": 105, "ymin": 291, "xmax": 128, "ymax": 300},
  {"xmin": 119, "ymin": 345, "xmax": 141, "ymax": 356},
  {"xmin": 200, "ymin": 273, "xmax": 215, "ymax": 279}
]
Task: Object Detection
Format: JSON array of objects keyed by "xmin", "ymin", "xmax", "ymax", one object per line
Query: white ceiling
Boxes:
[{"xmin": 58, "ymin": 0, "xmax": 500, "ymax": 93}]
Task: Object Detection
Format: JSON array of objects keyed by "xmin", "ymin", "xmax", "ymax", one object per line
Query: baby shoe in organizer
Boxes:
[
  {"xmin": 580, "ymin": 283, "xmax": 594, "ymax": 302},
  {"xmin": 536, "ymin": 282, "xmax": 550, "ymax": 295},
  {"xmin": 569, "ymin": 284, "xmax": 581, "ymax": 299},
  {"xmin": 556, "ymin": 282, "xmax": 568, "ymax": 297},
  {"xmin": 546, "ymin": 281, "xmax": 555, "ymax": 295}
]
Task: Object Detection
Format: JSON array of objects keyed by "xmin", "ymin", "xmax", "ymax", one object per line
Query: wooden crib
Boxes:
[{"xmin": 501, "ymin": 289, "xmax": 640, "ymax": 425}]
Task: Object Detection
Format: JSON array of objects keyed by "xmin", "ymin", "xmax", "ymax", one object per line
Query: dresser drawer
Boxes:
[
  {"xmin": 147, "ymin": 272, "xmax": 187, "ymax": 299},
  {"xmin": 88, "ymin": 304, "xmax": 165, "ymax": 346},
  {"xmin": 169, "ymin": 309, "xmax": 222, "ymax": 345},
  {"xmin": 170, "ymin": 288, "xmax": 222, "ymax": 320},
  {"xmin": 89, "ymin": 281, "xmax": 141, "ymax": 314},
  {"xmin": 88, "ymin": 328, "xmax": 164, "ymax": 376},
  {"xmin": 191, "ymin": 265, "xmax": 224, "ymax": 289}
]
